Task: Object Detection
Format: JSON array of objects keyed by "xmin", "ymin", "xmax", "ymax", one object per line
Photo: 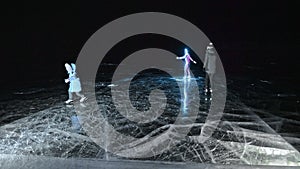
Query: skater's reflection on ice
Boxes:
[{"xmin": 183, "ymin": 77, "xmax": 191, "ymax": 115}]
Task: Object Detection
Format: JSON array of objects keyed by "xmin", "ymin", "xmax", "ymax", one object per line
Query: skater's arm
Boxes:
[
  {"xmin": 189, "ymin": 55, "xmax": 197, "ymax": 64},
  {"xmin": 65, "ymin": 72, "xmax": 77, "ymax": 83},
  {"xmin": 176, "ymin": 55, "xmax": 186, "ymax": 60}
]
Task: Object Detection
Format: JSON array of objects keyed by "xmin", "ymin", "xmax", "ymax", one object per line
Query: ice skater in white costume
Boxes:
[
  {"xmin": 176, "ymin": 48, "xmax": 197, "ymax": 79},
  {"xmin": 64, "ymin": 63, "xmax": 87, "ymax": 104}
]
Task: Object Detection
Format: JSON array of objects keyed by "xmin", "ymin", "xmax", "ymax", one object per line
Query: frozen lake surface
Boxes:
[{"xmin": 0, "ymin": 72, "xmax": 299, "ymax": 167}]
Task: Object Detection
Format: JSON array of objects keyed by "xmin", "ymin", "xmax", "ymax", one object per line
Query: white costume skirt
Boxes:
[{"xmin": 68, "ymin": 78, "xmax": 82, "ymax": 92}]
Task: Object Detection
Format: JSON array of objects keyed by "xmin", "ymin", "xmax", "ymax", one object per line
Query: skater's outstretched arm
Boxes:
[{"xmin": 176, "ymin": 54, "xmax": 186, "ymax": 60}]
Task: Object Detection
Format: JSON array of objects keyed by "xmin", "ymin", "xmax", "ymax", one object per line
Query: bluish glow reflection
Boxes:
[{"xmin": 183, "ymin": 77, "xmax": 190, "ymax": 115}]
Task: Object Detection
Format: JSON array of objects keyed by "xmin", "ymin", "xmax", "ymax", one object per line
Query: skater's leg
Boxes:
[
  {"xmin": 184, "ymin": 64, "xmax": 189, "ymax": 78},
  {"xmin": 75, "ymin": 92, "xmax": 84, "ymax": 98},
  {"xmin": 205, "ymin": 73, "xmax": 209, "ymax": 92},
  {"xmin": 186, "ymin": 63, "xmax": 191, "ymax": 78},
  {"xmin": 65, "ymin": 92, "xmax": 73, "ymax": 103},
  {"xmin": 69, "ymin": 92, "xmax": 73, "ymax": 100},
  {"xmin": 187, "ymin": 67, "xmax": 191, "ymax": 78},
  {"xmin": 76, "ymin": 92, "xmax": 87, "ymax": 102},
  {"xmin": 210, "ymin": 73, "xmax": 214, "ymax": 92}
]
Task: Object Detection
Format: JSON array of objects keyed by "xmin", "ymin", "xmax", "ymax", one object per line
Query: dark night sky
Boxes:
[{"xmin": 2, "ymin": 1, "xmax": 297, "ymax": 90}]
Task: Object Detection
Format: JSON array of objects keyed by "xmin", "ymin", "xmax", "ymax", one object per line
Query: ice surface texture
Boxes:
[{"xmin": 0, "ymin": 75, "xmax": 299, "ymax": 166}]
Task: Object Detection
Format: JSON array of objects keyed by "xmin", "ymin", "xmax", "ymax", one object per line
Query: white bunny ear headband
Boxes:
[
  {"xmin": 65, "ymin": 63, "xmax": 73, "ymax": 74},
  {"xmin": 71, "ymin": 63, "xmax": 76, "ymax": 72},
  {"xmin": 65, "ymin": 63, "xmax": 78, "ymax": 75}
]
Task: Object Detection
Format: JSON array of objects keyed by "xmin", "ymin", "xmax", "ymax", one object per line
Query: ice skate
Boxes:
[
  {"xmin": 80, "ymin": 96, "xmax": 87, "ymax": 102},
  {"xmin": 65, "ymin": 99, "xmax": 73, "ymax": 104}
]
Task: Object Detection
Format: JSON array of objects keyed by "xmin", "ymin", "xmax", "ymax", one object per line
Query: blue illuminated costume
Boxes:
[
  {"xmin": 65, "ymin": 63, "xmax": 87, "ymax": 103},
  {"xmin": 68, "ymin": 63, "xmax": 82, "ymax": 92}
]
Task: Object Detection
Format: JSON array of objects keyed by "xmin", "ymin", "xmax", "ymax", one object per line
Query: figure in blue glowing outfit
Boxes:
[
  {"xmin": 64, "ymin": 63, "xmax": 87, "ymax": 104},
  {"xmin": 176, "ymin": 48, "xmax": 197, "ymax": 79}
]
